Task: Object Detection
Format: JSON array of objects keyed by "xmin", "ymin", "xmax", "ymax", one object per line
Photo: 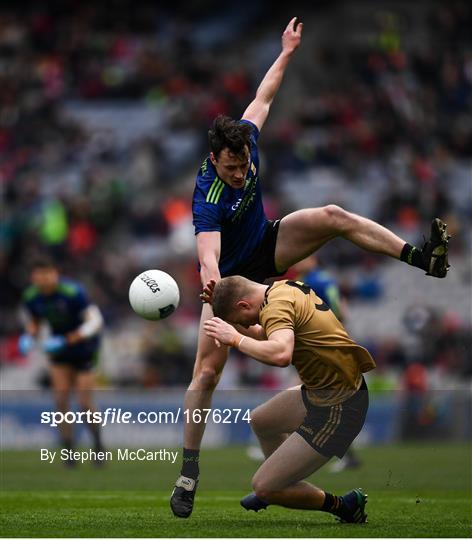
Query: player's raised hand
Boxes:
[{"xmin": 282, "ymin": 17, "xmax": 303, "ymax": 55}]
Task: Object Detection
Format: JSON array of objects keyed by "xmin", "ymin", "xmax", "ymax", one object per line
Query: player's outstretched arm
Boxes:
[
  {"xmin": 242, "ymin": 16, "xmax": 303, "ymax": 131},
  {"xmin": 197, "ymin": 231, "xmax": 222, "ymax": 287}
]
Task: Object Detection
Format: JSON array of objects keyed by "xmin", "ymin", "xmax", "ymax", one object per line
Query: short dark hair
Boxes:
[
  {"xmin": 208, "ymin": 115, "xmax": 252, "ymax": 159},
  {"xmin": 29, "ymin": 256, "xmax": 58, "ymax": 272},
  {"xmin": 212, "ymin": 276, "xmax": 251, "ymax": 320}
]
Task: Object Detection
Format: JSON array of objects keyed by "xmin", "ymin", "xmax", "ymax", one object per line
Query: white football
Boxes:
[{"xmin": 129, "ymin": 270, "xmax": 180, "ymax": 321}]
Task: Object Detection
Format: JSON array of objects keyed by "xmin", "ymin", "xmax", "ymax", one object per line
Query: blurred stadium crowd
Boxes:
[{"xmin": 1, "ymin": 0, "xmax": 471, "ymax": 388}]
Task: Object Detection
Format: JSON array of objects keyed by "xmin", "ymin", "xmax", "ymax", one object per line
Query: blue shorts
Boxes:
[
  {"xmin": 223, "ymin": 220, "xmax": 285, "ymax": 283},
  {"xmin": 50, "ymin": 350, "xmax": 99, "ymax": 372}
]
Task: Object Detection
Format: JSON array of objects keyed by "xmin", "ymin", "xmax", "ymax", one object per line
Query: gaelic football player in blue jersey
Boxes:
[
  {"xmin": 171, "ymin": 17, "xmax": 450, "ymax": 517},
  {"xmin": 19, "ymin": 258, "xmax": 104, "ymax": 466}
]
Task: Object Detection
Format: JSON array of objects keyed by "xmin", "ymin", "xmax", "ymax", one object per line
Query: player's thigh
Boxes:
[
  {"xmin": 251, "ymin": 385, "xmax": 306, "ymax": 436},
  {"xmin": 191, "ymin": 302, "xmax": 229, "ymax": 383},
  {"xmin": 275, "ymin": 208, "xmax": 338, "ymax": 271},
  {"xmin": 253, "ymin": 432, "xmax": 330, "ymax": 492}
]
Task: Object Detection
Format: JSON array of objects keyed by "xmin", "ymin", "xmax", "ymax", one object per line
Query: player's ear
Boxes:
[
  {"xmin": 237, "ymin": 300, "xmax": 251, "ymax": 311},
  {"xmin": 210, "ymin": 152, "xmax": 217, "ymax": 165}
]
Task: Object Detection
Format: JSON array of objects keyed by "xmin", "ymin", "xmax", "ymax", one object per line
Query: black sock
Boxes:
[
  {"xmin": 400, "ymin": 243, "xmax": 425, "ymax": 270},
  {"xmin": 83, "ymin": 409, "xmax": 103, "ymax": 450},
  {"xmin": 91, "ymin": 426, "xmax": 102, "ymax": 451},
  {"xmin": 181, "ymin": 448, "xmax": 200, "ymax": 479},
  {"xmin": 61, "ymin": 436, "xmax": 73, "ymax": 450},
  {"xmin": 321, "ymin": 492, "xmax": 343, "ymax": 515}
]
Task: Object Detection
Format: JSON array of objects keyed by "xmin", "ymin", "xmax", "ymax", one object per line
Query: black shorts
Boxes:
[
  {"xmin": 50, "ymin": 350, "xmax": 99, "ymax": 372},
  {"xmin": 226, "ymin": 220, "xmax": 286, "ymax": 283},
  {"xmin": 296, "ymin": 378, "xmax": 369, "ymax": 459}
]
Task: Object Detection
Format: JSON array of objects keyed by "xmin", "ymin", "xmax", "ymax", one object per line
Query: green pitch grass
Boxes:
[{"xmin": 1, "ymin": 443, "xmax": 471, "ymax": 537}]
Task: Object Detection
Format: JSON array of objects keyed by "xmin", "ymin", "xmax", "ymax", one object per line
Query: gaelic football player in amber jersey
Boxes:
[{"xmin": 203, "ymin": 276, "xmax": 376, "ymax": 523}]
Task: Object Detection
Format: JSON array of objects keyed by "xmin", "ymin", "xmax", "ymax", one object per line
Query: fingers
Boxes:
[
  {"xmin": 287, "ymin": 16, "xmax": 302, "ymax": 32},
  {"xmin": 203, "ymin": 318, "xmax": 222, "ymax": 331},
  {"xmin": 204, "ymin": 318, "xmax": 228, "ymax": 343},
  {"xmin": 200, "ymin": 279, "xmax": 217, "ymax": 303},
  {"xmin": 203, "ymin": 320, "xmax": 218, "ymax": 334},
  {"xmin": 202, "ymin": 320, "xmax": 222, "ymax": 347},
  {"xmin": 200, "ymin": 289, "xmax": 213, "ymax": 303},
  {"xmin": 200, "ymin": 292, "xmax": 211, "ymax": 304},
  {"xmin": 286, "ymin": 16, "xmax": 297, "ymax": 30},
  {"xmin": 203, "ymin": 280, "xmax": 215, "ymax": 292}
]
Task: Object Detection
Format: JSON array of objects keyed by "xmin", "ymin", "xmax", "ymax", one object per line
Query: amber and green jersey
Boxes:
[{"xmin": 259, "ymin": 280, "xmax": 376, "ymax": 406}]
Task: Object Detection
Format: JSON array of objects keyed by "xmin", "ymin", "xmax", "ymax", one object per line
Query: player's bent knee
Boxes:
[
  {"xmin": 193, "ymin": 366, "xmax": 221, "ymax": 391},
  {"xmin": 250, "ymin": 407, "xmax": 272, "ymax": 435},
  {"xmin": 322, "ymin": 204, "xmax": 353, "ymax": 234}
]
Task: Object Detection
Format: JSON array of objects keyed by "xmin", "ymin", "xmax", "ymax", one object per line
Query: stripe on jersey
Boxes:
[{"xmin": 206, "ymin": 178, "xmax": 225, "ymax": 204}]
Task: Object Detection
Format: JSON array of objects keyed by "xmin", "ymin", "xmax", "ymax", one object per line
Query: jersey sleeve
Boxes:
[
  {"xmin": 73, "ymin": 286, "xmax": 90, "ymax": 312},
  {"xmin": 239, "ymin": 119, "xmax": 260, "ymax": 143},
  {"xmin": 260, "ymin": 287, "xmax": 296, "ymax": 337},
  {"xmin": 193, "ymin": 201, "xmax": 223, "ymax": 234},
  {"xmin": 22, "ymin": 300, "xmax": 40, "ymax": 319},
  {"xmin": 22, "ymin": 286, "xmax": 41, "ymax": 319}
]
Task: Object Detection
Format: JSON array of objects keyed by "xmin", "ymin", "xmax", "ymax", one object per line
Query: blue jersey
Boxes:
[
  {"xmin": 192, "ymin": 120, "xmax": 269, "ymax": 276},
  {"xmin": 22, "ymin": 278, "xmax": 100, "ymax": 359},
  {"xmin": 302, "ymin": 269, "xmax": 342, "ymax": 319}
]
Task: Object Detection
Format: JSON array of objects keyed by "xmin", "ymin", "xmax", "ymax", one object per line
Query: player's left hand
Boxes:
[
  {"xmin": 203, "ymin": 317, "xmax": 240, "ymax": 348},
  {"xmin": 200, "ymin": 279, "xmax": 216, "ymax": 304},
  {"xmin": 282, "ymin": 17, "xmax": 303, "ymax": 55},
  {"xmin": 43, "ymin": 335, "xmax": 67, "ymax": 353}
]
